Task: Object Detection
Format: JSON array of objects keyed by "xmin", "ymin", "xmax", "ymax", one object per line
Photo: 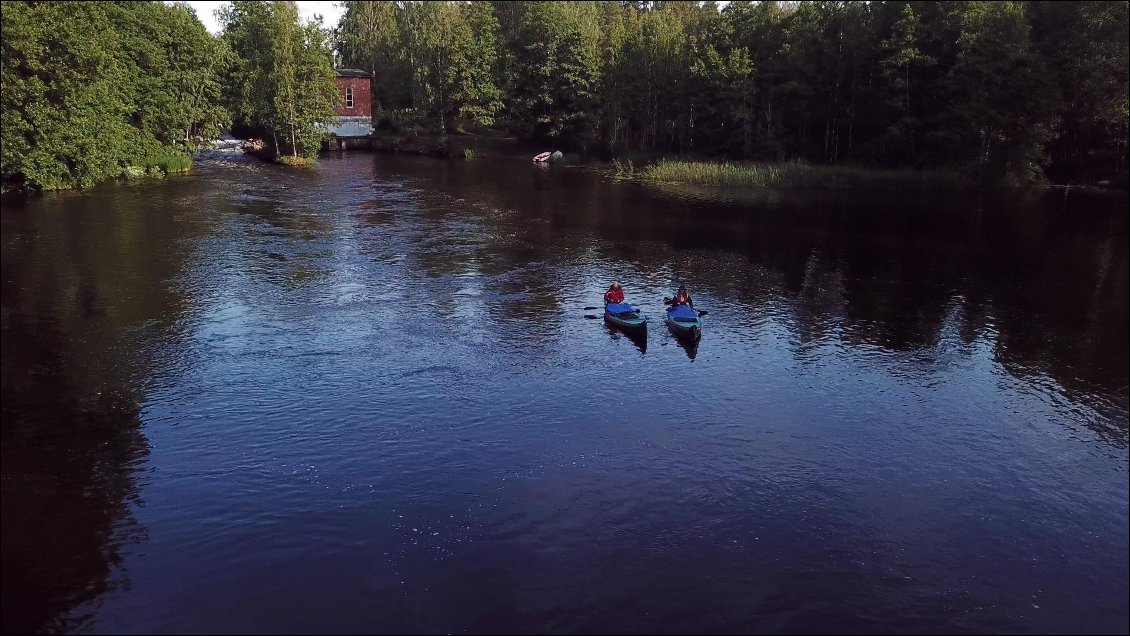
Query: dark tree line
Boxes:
[
  {"xmin": 1, "ymin": 1, "xmax": 230, "ymax": 190},
  {"xmin": 340, "ymin": 1, "xmax": 1128, "ymax": 184},
  {"xmin": 3, "ymin": 1, "xmax": 1124, "ymax": 190},
  {"xmin": 2, "ymin": 1, "xmax": 338, "ymax": 191},
  {"xmin": 219, "ymin": 1, "xmax": 339, "ymax": 159}
]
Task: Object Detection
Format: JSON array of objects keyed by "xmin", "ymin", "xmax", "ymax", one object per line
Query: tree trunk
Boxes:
[
  {"xmin": 906, "ymin": 64, "xmax": 915, "ymax": 164},
  {"xmin": 766, "ymin": 89, "xmax": 773, "ymax": 143},
  {"xmin": 372, "ymin": 63, "xmax": 381, "ymax": 114},
  {"xmin": 439, "ymin": 77, "xmax": 446, "ymax": 140},
  {"xmin": 827, "ymin": 119, "xmax": 836, "ymax": 162},
  {"xmin": 905, "ymin": 63, "xmax": 910, "ymax": 118}
]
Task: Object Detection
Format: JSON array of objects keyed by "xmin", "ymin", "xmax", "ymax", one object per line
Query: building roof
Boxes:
[{"xmin": 335, "ymin": 68, "xmax": 373, "ymax": 78}]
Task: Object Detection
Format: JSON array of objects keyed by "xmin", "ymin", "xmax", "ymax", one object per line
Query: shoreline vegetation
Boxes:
[
  {"xmin": 117, "ymin": 154, "xmax": 195, "ymax": 181},
  {"xmin": 625, "ymin": 159, "xmax": 972, "ymax": 192},
  {"xmin": 331, "ymin": 128, "xmax": 1110, "ymax": 192},
  {"xmin": 3, "ymin": 1, "xmax": 1127, "ymax": 194},
  {"xmin": 242, "ymin": 140, "xmax": 316, "ymax": 166},
  {"xmin": 1, "ymin": 1, "xmax": 335, "ymax": 194},
  {"xmin": 1, "ymin": 2, "xmax": 229, "ymax": 194}
]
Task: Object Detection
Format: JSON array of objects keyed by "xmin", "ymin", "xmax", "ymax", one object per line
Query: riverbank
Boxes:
[
  {"xmin": 1, "ymin": 153, "xmax": 193, "ymax": 196},
  {"xmin": 322, "ymin": 128, "xmax": 1121, "ymax": 193},
  {"xmin": 242, "ymin": 140, "xmax": 315, "ymax": 166},
  {"xmin": 130, "ymin": 154, "xmax": 193, "ymax": 178},
  {"xmin": 620, "ymin": 159, "xmax": 972, "ymax": 192},
  {"xmin": 327, "ymin": 113, "xmax": 523, "ymax": 159},
  {"xmin": 366, "ymin": 121, "xmax": 531, "ymax": 160},
  {"xmin": 369, "ymin": 133, "xmax": 455, "ymax": 158}
]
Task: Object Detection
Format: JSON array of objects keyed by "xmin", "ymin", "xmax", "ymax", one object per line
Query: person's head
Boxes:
[
  {"xmin": 678, "ymin": 284, "xmax": 687, "ymax": 293},
  {"xmin": 613, "ymin": 282, "xmax": 622, "ymax": 290}
]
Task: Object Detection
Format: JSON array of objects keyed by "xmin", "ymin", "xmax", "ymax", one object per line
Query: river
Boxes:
[{"xmin": 2, "ymin": 149, "xmax": 1127, "ymax": 634}]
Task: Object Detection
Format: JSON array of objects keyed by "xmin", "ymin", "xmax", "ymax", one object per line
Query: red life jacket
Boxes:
[
  {"xmin": 673, "ymin": 291, "xmax": 690, "ymax": 305},
  {"xmin": 605, "ymin": 288, "xmax": 625, "ymax": 303}
]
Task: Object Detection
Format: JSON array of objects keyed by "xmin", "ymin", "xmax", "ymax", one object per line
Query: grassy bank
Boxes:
[
  {"xmin": 243, "ymin": 140, "xmax": 317, "ymax": 166},
  {"xmin": 151, "ymin": 153, "xmax": 192, "ymax": 174},
  {"xmin": 3, "ymin": 151, "xmax": 193, "ymax": 193},
  {"xmin": 93, "ymin": 153, "xmax": 193, "ymax": 184},
  {"xmin": 637, "ymin": 159, "xmax": 971, "ymax": 191},
  {"xmin": 274, "ymin": 155, "xmax": 315, "ymax": 166}
]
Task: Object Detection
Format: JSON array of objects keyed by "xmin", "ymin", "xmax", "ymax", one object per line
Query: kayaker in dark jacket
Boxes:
[
  {"xmin": 604, "ymin": 282, "xmax": 625, "ymax": 304},
  {"xmin": 666, "ymin": 285, "xmax": 694, "ymax": 309}
]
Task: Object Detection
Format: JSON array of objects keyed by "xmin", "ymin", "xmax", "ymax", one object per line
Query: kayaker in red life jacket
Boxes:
[
  {"xmin": 666, "ymin": 285, "xmax": 694, "ymax": 310},
  {"xmin": 604, "ymin": 282, "xmax": 625, "ymax": 304}
]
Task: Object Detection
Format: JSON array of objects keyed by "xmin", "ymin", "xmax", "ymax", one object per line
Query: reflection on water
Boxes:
[
  {"xmin": 1, "ymin": 182, "xmax": 207, "ymax": 633},
  {"xmin": 602, "ymin": 322, "xmax": 648, "ymax": 355},
  {"xmin": 673, "ymin": 335, "xmax": 699, "ymax": 361},
  {"xmin": 1, "ymin": 149, "xmax": 1126, "ymax": 634}
]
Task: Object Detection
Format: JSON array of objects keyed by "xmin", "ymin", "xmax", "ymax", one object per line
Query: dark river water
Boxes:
[{"xmin": 2, "ymin": 149, "xmax": 1127, "ymax": 634}]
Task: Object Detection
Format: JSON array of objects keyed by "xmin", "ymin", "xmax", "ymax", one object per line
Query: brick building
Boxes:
[{"xmin": 327, "ymin": 68, "xmax": 373, "ymax": 137}]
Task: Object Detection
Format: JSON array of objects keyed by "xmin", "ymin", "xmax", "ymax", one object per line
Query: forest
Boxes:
[
  {"xmin": 341, "ymin": 0, "xmax": 1128, "ymax": 185},
  {"xmin": 2, "ymin": 1, "xmax": 1127, "ymax": 191},
  {"xmin": 1, "ymin": 1, "xmax": 338, "ymax": 189}
]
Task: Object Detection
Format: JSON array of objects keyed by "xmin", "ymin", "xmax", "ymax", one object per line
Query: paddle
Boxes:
[
  {"xmin": 585, "ymin": 304, "xmax": 639, "ymax": 314},
  {"xmin": 586, "ymin": 309, "xmax": 638, "ymax": 318}
]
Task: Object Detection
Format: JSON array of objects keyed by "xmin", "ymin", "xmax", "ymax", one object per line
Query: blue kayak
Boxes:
[
  {"xmin": 665, "ymin": 304, "xmax": 701, "ymax": 341},
  {"xmin": 604, "ymin": 302, "xmax": 647, "ymax": 336}
]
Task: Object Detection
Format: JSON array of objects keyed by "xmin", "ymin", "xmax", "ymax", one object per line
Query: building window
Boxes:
[{"xmin": 345, "ymin": 87, "xmax": 354, "ymax": 109}]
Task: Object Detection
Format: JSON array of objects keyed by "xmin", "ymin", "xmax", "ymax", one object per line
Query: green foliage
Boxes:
[
  {"xmin": 1029, "ymin": 0, "xmax": 1129, "ymax": 181},
  {"xmin": 2, "ymin": 1, "xmax": 1123, "ymax": 189},
  {"xmin": 330, "ymin": 1, "xmax": 1125, "ymax": 182},
  {"xmin": 643, "ymin": 159, "xmax": 970, "ymax": 191},
  {"xmin": 611, "ymin": 157, "xmax": 637, "ymax": 177},
  {"xmin": 339, "ymin": 1, "xmax": 403, "ymax": 111},
  {"xmin": 690, "ymin": 45, "xmax": 755, "ymax": 156},
  {"xmin": 879, "ymin": 4, "xmax": 935, "ymax": 164},
  {"xmin": 459, "ymin": 1, "xmax": 505, "ymax": 127},
  {"xmin": 1, "ymin": 1, "xmax": 228, "ymax": 191},
  {"xmin": 507, "ymin": 1, "xmax": 602, "ymax": 150},
  {"xmin": 948, "ymin": 1, "xmax": 1060, "ymax": 184},
  {"xmin": 152, "ymin": 153, "xmax": 193, "ymax": 174},
  {"xmin": 339, "ymin": 1, "xmax": 502, "ymax": 134},
  {"xmin": 274, "ymin": 155, "xmax": 315, "ymax": 166},
  {"xmin": 402, "ymin": 2, "xmax": 481, "ymax": 136},
  {"xmin": 221, "ymin": 1, "xmax": 338, "ymax": 159}
]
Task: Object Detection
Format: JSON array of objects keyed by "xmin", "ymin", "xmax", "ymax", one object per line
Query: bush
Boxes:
[
  {"xmin": 275, "ymin": 155, "xmax": 314, "ymax": 167},
  {"xmin": 150, "ymin": 154, "xmax": 192, "ymax": 174},
  {"xmin": 611, "ymin": 158, "xmax": 636, "ymax": 177},
  {"xmin": 642, "ymin": 160, "xmax": 971, "ymax": 191}
]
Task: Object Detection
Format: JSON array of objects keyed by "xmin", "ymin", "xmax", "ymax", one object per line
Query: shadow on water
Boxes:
[
  {"xmin": 673, "ymin": 335, "xmax": 699, "ymax": 360},
  {"xmin": 603, "ymin": 322, "xmax": 648, "ymax": 354},
  {"xmin": 1, "ymin": 178, "xmax": 203, "ymax": 633},
  {"xmin": 0, "ymin": 319, "xmax": 147, "ymax": 635}
]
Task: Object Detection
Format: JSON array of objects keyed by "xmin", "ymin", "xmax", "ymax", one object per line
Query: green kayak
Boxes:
[
  {"xmin": 665, "ymin": 304, "xmax": 701, "ymax": 341},
  {"xmin": 604, "ymin": 302, "xmax": 647, "ymax": 337}
]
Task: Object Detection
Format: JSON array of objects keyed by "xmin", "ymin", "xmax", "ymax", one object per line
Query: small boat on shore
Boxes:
[{"xmin": 533, "ymin": 151, "xmax": 552, "ymax": 162}]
